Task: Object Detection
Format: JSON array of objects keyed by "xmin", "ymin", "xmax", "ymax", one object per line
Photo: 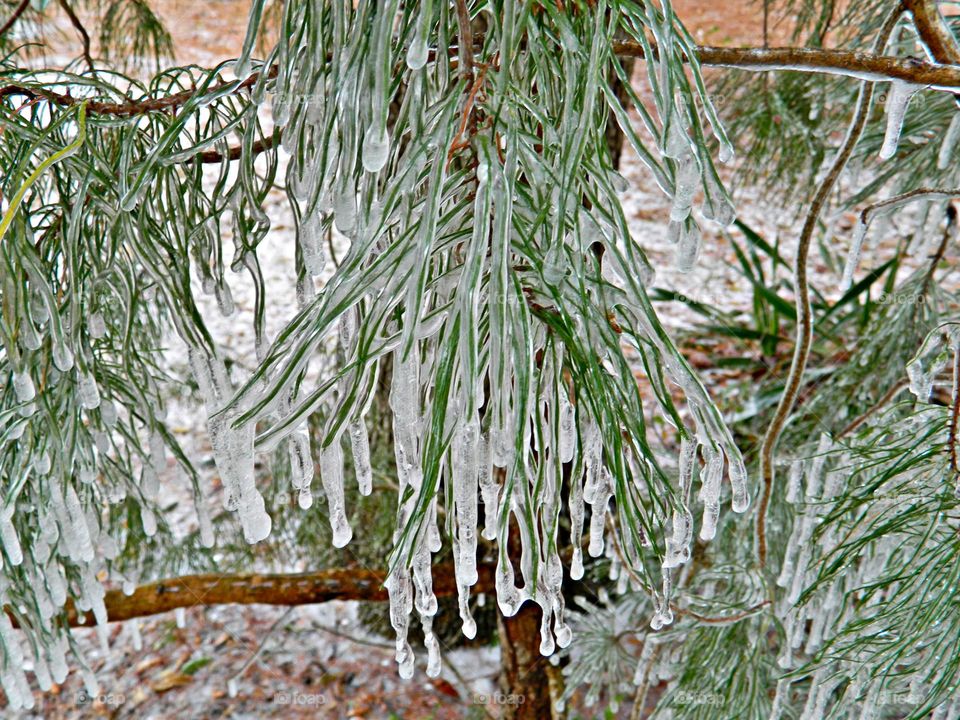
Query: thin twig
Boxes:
[
  {"xmin": 950, "ymin": 347, "xmax": 960, "ymax": 477},
  {"xmin": 903, "ymin": 0, "xmax": 960, "ymax": 65},
  {"xmin": 0, "ymin": 65, "xmax": 278, "ymax": 117},
  {"xmin": 858, "ymin": 188, "xmax": 960, "ymax": 227},
  {"xmin": 756, "ymin": 7, "xmax": 904, "ymax": 571},
  {"xmin": 836, "ymin": 381, "xmax": 909, "ymax": 439},
  {"xmin": 0, "ymin": 0, "xmax": 30, "ymax": 38},
  {"xmin": 227, "ymin": 607, "xmax": 294, "ymax": 687},
  {"xmin": 922, "ymin": 203, "xmax": 958, "ymax": 296},
  {"xmin": 454, "ymin": 0, "xmax": 474, "ymax": 83},
  {"xmin": 56, "ymin": 0, "xmax": 94, "ymax": 72},
  {"xmin": 191, "ymin": 133, "xmax": 279, "ymax": 164}
]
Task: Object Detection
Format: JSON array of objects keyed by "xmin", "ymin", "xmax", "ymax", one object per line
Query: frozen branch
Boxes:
[
  {"xmin": 9, "ymin": 565, "xmax": 494, "ymax": 628},
  {"xmin": 0, "ymin": 0, "xmax": 30, "ymax": 38},
  {"xmin": 614, "ymin": 41, "xmax": 960, "ymax": 91},
  {"xmin": 755, "ymin": 8, "xmax": 904, "ymax": 571},
  {"xmin": 903, "ymin": 0, "xmax": 960, "ymax": 66}
]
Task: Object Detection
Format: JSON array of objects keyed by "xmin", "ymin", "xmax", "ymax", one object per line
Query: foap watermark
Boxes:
[
  {"xmin": 75, "ymin": 689, "xmax": 126, "ymax": 708},
  {"xmin": 876, "ymin": 291, "xmax": 927, "ymax": 306},
  {"xmin": 273, "ymin": 690, "xmax": 327, "ymax": 706},
  {"xmin": 672, "ymin": 690, "xmax": 725, "ymax": 707},
  {"xmin": 474, "ymin": 692, "xmax": 525, "ymax": 706}
]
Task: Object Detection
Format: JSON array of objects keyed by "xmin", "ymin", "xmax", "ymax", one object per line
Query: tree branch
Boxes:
[
  {"xmin": 56, "ymin": 0, "xmax": 94, "ymax": 72},
  {"xmin": 190, "ymin": 133, "xmax": 278, "ymax": 164},
  {"xmin": 10, "ymin": 565, "xmax": 494, "ymax": 628},
  {"xmin": 0, "ymin": 0, "xmax": 30, "ymax": 38},
  {"xmin": 755, "ymin": 8, "xmax": 903, "ymax": 571},
  {"xmin": 0, "ymin": 65, "xmax": 277, "ymax": 117},
  {"xmin": 5, "ymin": 39, "xmax": 960, "ymax": 123},
  {"xmin": 613, "ymin": 41, "xmax": 960, "ymax": 90},
  {"xmin": 903, "ymin": 0, "xmax": 960, "ymax": 66}
]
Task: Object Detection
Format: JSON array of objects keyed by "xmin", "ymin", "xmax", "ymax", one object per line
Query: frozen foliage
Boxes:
[
  {"xmin": 0, "ymin": 0, "xmax": 754, "ymax": 700},
  {"xmin": 213, "ymin": 0, "xmax": 746, "ymax": 670}
]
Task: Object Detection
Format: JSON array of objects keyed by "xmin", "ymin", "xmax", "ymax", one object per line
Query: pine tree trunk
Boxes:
[{"xmin": 497, "ymin": 601, "xmax": 554, "ymax": 719}]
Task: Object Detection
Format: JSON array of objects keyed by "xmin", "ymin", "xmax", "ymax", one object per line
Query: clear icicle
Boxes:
[
  {"xmin": 319, "ymin": 438, "xmax": 351, "ymax": 548},
  {"xmin": 0, "ymin": 507, "xmax": 23, "ymax": 566},
  {"xmin": 349, "ymin": 419, "xmax": 373, "ymax": 496},
  {"xmin": 699, "ymin": 444, "xmax": 723, "ymax": 541},
  {"xmin": 841, "ymin": 218, "xmax": 869, "ymax": 288},
  {"xmin": 452, "ymin": 418, "xmax": 480, "ymax": 586},
  {"xmin": 478, "ymin": 433, "xmax": 499, "ymax": 541},
  {"xmin": 12, "ymin": 371, "xmax": 35, "ymax": 403},
  {"xmin": 669, "ymin": 153, "xmax": 699, "ymax": 222},
  {"xmin": 87, "ymin": 311, "xmax": 106, "ymax": 338},
  {"xmin": 878, "ymin": 81, "xmax": 917, "ymax": 161},
  {"xmin": 558, "ymin": 389, "xmax": 576, "ymax": 464},
  {"xmin": 939, "ymin": 113, "xmax": 960, "ymax": 169},
  {"xmin": 673, "ymin": 220, "xmax": 702, "ymax": 272}
]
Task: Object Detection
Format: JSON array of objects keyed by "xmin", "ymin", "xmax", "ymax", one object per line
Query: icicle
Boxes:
[
  {"xmin": 12, "ymin": 371, "xmax": 35, "ymax": 403},
  {"xmin": 558, "ymin": 388, "xmax": 576, "ymax": 464},
  {"xmin": 197, "ymin": 500, "xmax": 215, "ymax": 548},
  {"xmin": 406, "ymin": 0, "xmax": 432, "ymax": 69},
  {"xmin": 673, "ymin": 219, "xmax": 702, "ymax": 272},
  {"xmin": 939, "ymin": 113, "xmax": 960, "ymax": 169},
  {"xmin": 841, "ymin": 218, "xmax": 869, "ymax": 288},
  {"xmin": 215, "ymin": 281, "xmax": 235, "ymax": 317},
  {"xmin": 288, "ymin": 430, "xmax": 315, "ymax": 497},
  {"xmin": 52, "ymin": 342, "xmax": 74, "ymax": 372},
  {"xmin": 452, "ymin": 417, "xmax": 480, "ymax": 587},
  {"xmin": 100, "ymin": 398, "xmax": 117, "ymax": 427},
  {"xmin": 319, "ymin": 438, "xmax": 351, "ymax": 547},
  {"xmin": 727, "ymin": 452, "xmax": 750, "ymax": 512},
  {"xmin": 299, "ymin": 210, "xmax": 327, "ymax": 277},
  {"xmin": 87, "ymin": 311, "xmax": 106, "ymax": 339},
  {"xmin": 669, "ymin": 153, "xmax": 699, "ymax": 222},
  {"xmin": 0, "ymin": 506, "xmax": 22, "ymax": 566},
  {"xmin": 586, "ymin": 467, "xmax": 612, "ymax": 557},
  {"xmin": 349, "ymin": 419, "xmax": 373, "ymax": 496},
  {"xmin": 141, "ymin": 506, "xmax": 157, "ymax": 536},
  {"xmin": 141, "ymin": 466, "xmax": 159, "ymax": 501},
  {"xmin": 386, "ymin": 569, "xmax": 415, "ymax": 679},
  {"xmin": 878, "ymin": 81, "xmax": 917, "ymax": 161},
  {"xmin": 479, "ymin": 433, "xmax": 499, "ymax": 541},
  {"xmin": 175, "ymin": 607, "xmax": 186, "ymax": 628},
  {"xmin": 699, "ymin": 445, "xmax": 723, "ymax": 540},
  {"xmin": 149, "ymin": 429, "xmax": 166, "ymax": 473},
  {"xmin": 128, "ymin": 620, "xmax": 143, "ymax": 651},
  {"xmin": 362, "ymin": 127, "xmax": 390, "ymax": 173}
]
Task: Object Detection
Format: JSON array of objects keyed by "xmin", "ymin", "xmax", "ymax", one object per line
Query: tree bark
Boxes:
[
  {"xmin": 8, "ymin": 564, "xmax": 493, "ymax": 629},
  {"xmin": 497, "ymin": 600, "xmax": 553, "ymax": 719}
]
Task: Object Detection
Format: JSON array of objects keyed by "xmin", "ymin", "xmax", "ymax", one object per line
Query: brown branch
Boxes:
[
  {"xmin": 6, "ymin": 38, "xmax": 960, "ymax": 122},
  {"xmin": 454, "ymin": 0, "xmax": 474, "ymax": 83},
  {"xmin": 612, "ymin": 41, "xmax": 960, "ymax": 90},
  {"xmin": 950, "ymin": 346, "xmax": 960, "ymax": 477},
  {"xmin": 922, "ymin": 203, "xmax": 958, "ymax": 295},
  {"xmin": 56, "ymin": 0, "xmax": 94, "ymax": 72},
  {"xmin": 10, "ymin": 565, "xmax": 494, "ymax": 628},
  {"xmin": 903, "ymin": 0, "xmax": 960, "ymax": 66},
  {"xmin": 755, "ymin": 8, "xmax": 903, "ymax": 571},
  {"xmin": 0, "ymin": 0, "xmax": 30, "ymax": 38},
  {"xmin": 190, "ymin": 132, "xmax": 279, "ymax": 164},
  {"xmin": 0, "ymin": 65, "xmax": 278, "ymax": 117},
  {"xmin": 836, "ymin": 380, "xmax": 909, "ymax": 439}
]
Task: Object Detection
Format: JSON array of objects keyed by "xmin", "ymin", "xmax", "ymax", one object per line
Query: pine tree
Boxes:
[{"xmin": 1, "ymin": 1, "xmax": 960, "ymax": 718}]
